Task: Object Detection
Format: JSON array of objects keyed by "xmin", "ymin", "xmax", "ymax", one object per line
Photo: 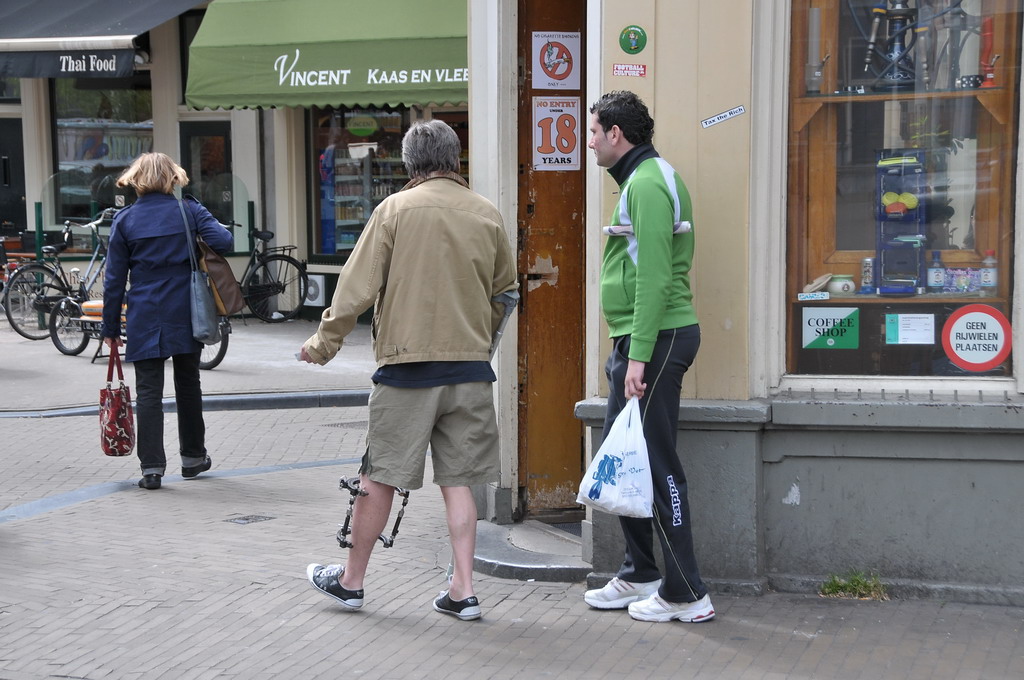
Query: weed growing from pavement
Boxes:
[{"xmin": 819, "ymin": 570, "xmax": 889, "ymax": 601}]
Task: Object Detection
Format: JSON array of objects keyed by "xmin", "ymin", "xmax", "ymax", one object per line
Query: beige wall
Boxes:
[{"xmin": 593, "ymin": 0, "xmax": 753, "ymax": 400}]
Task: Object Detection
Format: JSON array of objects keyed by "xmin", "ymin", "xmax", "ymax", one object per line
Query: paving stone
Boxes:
[{"xmin": 1, "ymin": 363, "xmax": 1023, "ymax": 679}]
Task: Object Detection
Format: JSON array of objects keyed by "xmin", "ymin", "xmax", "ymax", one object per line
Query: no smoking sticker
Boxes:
[{"xmin": 532, "ymin": 32, "xmax": 580, "ymax": 90}]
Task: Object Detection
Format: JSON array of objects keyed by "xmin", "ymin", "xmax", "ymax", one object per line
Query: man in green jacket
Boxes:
[
  {"xmin": 300, "ymin": 120, "xmax": 518, "ymax": 621},
  {"xmin": 583, "ymin": 90, "xmax": 714, "ymax": 623}
]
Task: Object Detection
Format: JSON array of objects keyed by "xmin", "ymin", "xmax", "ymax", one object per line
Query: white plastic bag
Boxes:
[{"xmin": 576, "ymin": 396, "xmax": 653, "ymax": 518}]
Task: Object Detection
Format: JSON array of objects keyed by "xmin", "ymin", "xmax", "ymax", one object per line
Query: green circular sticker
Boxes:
[
  {"xmin": 346, "ymin": 115, "xmax": 378, "ymax": 137},
  {"xmin": 619, "ymin": 25, "xmax": 647, "ymax": 55}
]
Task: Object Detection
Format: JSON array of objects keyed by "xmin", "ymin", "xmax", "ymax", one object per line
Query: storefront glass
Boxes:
[
  {"xmin": 310, "ymin": 105, "xmax": 410, "ymax": 259},
  {"xmin": 788, "ymin": 0, "xmax": 1021, "ymax": 377},
  {"xmin": 51, "ymin": 74, "xmax": 153, "ymax": 221}
]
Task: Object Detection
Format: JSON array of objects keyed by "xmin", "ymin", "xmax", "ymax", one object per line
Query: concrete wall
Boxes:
[{"xmin": 576, "ymin": 397, "xmax": 1024, "ymax": 606}]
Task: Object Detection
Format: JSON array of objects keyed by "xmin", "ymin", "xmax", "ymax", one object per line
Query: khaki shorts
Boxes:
[{"xmin": 362, "ymin": 381, "xmax": 499, "ymax": 490}]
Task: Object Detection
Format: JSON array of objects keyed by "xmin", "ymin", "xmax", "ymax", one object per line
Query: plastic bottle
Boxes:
[
  {"xmin": 926, "ymin": 250, "xmax": 944, "ymax": 294},
  {"xmin": 980, "ymin": 249, "xmax": 998, "ymax": 297}
]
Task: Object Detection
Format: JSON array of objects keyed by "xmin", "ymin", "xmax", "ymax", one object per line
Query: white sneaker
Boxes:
[
  {"xmin": 627, "ymin": 592, "xmax": 715, "ymax": 622},
  {"xmin": 584, "ymin": 577, "xmax": 662, "ymax": 609}
]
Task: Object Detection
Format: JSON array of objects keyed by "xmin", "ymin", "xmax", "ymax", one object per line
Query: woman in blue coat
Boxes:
[{"xmin": 102, "ymin": 152, "xmax": 234, "ymax": 490}]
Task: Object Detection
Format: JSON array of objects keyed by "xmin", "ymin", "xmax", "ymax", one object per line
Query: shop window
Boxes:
[
  {"xmin": 787, "ymin": 0, "xmax": 1021, "ymax": 377},
  {"xmin": 50, "ymin": 74, "xmax": 153, "ymax": 222},
  {"xmin": 309, "ymin": 106, "xmax": 410, "ymax": 260},
  {"xmin": 180, "ymin": 120, "xmax": 245, "ymax": 250}
]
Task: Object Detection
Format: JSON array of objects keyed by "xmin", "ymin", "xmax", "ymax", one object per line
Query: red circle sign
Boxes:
[
  {"xmin": 941, "ymin": 304, "xmax": 1012, "ymax": 372},
  {"xmin": 539, "ymin": 41, "xmax": 573, "ymax": 80}
]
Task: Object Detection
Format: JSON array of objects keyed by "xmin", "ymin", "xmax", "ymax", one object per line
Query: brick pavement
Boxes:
[
  {"xmin": 2, "ymin": 318, "xmax": 1023, "ymax": 679},
  {"xmin": 2, "ymin": 406, "xmax": 1023, "ymax": 679}
]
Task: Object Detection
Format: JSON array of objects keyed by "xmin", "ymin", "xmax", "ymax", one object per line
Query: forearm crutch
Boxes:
[{"xmin": 336, "ymin": 476, "xmax": 410, "ymax": 549}]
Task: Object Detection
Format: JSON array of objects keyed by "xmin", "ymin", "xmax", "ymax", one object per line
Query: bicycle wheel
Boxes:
[
  {"xmin": 243, "ymin": 254, "xmax": 308, "ymax": 323},
  {"xmin": 49, "ymin": 299, "xmax": 90, "ymax": 356},
  {"xmin": 199, "ymin": 318, "xmax": 230, "ymax": 370},
  {"xmin": 4, "ymin": 264, "xmax": 69, "ymax": 340}
]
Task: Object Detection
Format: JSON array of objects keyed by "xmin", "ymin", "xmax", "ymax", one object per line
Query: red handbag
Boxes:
[{"xmin": 100, "ymin": 345, "xmax": 135, "ymax": 456}]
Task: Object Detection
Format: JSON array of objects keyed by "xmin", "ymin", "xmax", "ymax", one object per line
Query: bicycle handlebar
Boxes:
[
  {"xmin": 63, "ymin": 207, "xmax": 119, "ymax": 233},
  {"xmin": 57, "ymin": 207, "xmax": 119, "ymax": 253}
]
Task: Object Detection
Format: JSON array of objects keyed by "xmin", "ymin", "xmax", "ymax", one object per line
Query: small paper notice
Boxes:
[{"xmin": 885, "ymin": 314, "xmax": 935, "ymax": 345}]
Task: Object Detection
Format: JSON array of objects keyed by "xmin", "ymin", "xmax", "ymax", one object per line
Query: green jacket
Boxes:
[{"xmin": 600, "ymin": 144, "xmax": 698, "ymax": 362}]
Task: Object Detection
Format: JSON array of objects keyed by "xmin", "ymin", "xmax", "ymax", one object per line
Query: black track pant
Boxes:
[{"xmin": 603, "ymin": 325, "xmax": 706, "ymax": 603}]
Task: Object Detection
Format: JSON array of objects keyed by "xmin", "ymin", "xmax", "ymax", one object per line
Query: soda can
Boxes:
[{"xmin": 860, "ymin": 257, "xmax": 875, "ymax": 292}]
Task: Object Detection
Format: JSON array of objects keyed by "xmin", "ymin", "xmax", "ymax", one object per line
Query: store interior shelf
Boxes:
[
  {"xmin": 792, "ymin": 88, "xmax": 1013, "ymax": 132},
  {"xmin": 798, "ymin": 295, "xmax": 1005, "ymax": 305}
]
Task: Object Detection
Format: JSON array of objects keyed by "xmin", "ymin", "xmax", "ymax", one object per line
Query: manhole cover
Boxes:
[{"xmin": 225, "ymin": 515, "xmax": 275, "ymax": 525}]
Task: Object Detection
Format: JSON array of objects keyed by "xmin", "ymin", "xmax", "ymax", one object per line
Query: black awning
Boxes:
[{"xmin": 0, "ymin": 0, "xmax": 206, "ymax": 78}]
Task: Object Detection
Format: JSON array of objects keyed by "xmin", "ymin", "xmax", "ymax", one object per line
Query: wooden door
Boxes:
[{"xmin": 516, "ymin": 0, "xmax": 586, "ymax": 517}]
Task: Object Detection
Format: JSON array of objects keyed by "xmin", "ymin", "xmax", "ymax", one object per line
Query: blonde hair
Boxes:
[{"xmin": 116, "ymin": 152, "xmax": 189, "ymax": 195}]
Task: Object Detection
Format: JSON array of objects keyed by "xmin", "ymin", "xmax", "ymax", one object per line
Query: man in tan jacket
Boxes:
[{"xmin": 301, "ymin": 120, "xmax": 517, "ymax": 621}]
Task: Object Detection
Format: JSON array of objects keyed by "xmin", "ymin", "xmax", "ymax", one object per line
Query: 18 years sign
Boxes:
[
  {"xmin": 941, "ymin": 304, "xmax": 1011, "ymax": 372},
  {"xmin": 532, "ymin": 96, "xmax": 580, "ymax": 171}
]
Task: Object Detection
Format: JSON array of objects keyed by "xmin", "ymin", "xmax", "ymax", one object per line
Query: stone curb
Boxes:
[{"xmin": 0, "ymin": 388, "xmax": 371, "ymax": 418}]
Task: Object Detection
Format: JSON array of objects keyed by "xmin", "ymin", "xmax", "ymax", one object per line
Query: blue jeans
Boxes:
[{"xmin": 133, "ymin": 352, "xmax": 207, "ymax": 476}]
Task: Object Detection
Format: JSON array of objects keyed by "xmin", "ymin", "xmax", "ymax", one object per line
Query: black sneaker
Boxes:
[
  {"xmin": 181, "ymin": 455, "xmax": 212, "ymax": 479},
  {"xmin": 306, "ymin": 563, "xmax": 363, "ymax": 609},
  {"xmin": 433, "ymin": 590, "xmax": 481, "ymax": 621}
]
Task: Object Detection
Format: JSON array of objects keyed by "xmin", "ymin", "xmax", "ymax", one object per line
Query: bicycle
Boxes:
[
  {"xmin": 238, "ymin": 225, "xmax": 308, "ymax": 323},
  {"xmin": 64, "ymin": 300, "xmax": 231, "ymax": 370},
  {"xmin": 3, "ymin": 208, "xmax": 116, "ymax": 340}
]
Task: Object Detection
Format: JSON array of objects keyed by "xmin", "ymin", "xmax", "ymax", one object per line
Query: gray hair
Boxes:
[{"xmin": 401, "ymin": 120, "xmax": 461, "ymax": 177}]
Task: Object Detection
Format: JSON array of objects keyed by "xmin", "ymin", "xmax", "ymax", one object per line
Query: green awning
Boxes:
[{"xmin": 185, "ymin": 0, "xmax": 468, "ymax": 110}]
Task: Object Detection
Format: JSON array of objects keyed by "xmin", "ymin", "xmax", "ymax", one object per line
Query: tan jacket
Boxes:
[{"xmin": 304, "ymin": 176, "xmax": 518, "ymax": 366}]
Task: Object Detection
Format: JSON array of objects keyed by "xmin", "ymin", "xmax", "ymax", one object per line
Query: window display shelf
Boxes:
[
  {"xmin": 791, "ymin": 89, "xmax": 1014, "ymax": 133},
  {"xmin": 799, "ymin": 87, "xmax": 1008, "ymax": 103},
  {"xmin": 799, "ymin": 295, "xmax": 1005, "ymax": 305}
]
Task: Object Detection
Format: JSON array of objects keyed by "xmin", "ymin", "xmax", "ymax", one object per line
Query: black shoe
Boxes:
[
  {"xmin": 433, "ymin": 590, "xmax": 481, "ymax": 621},
  {"xmin": 138, "ymin": 474, "xmax": 161, "ymax": 490},
  {"xmin": 181, "ymin": 455, "xmax": 212, "ymax": 479},
  {"xmin": 306, "ymin": 564, "xmax": 364, "ymax": 609}
]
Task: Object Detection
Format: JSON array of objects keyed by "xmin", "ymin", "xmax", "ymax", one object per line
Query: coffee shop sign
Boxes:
[{"xmin": 274, "ymin": 50, "xmax": 468, "ymax": 88}]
